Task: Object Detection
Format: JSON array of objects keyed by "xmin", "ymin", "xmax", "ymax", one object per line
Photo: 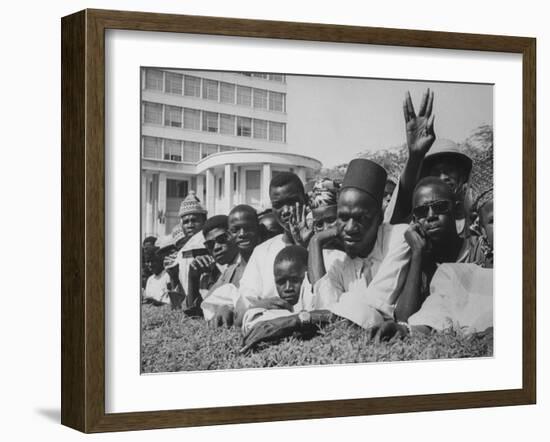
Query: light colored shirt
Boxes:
[
  {"xmin": 176, "ymin": 230, "xmax": 205, "ymax": 296},
  {"xmin": 143, "ymin": 270, "xmax": 171, "ymax": 304},
  {"xmin": 200, "ymin": 254, "xmax": 247, "ymax": 321},
  {"xmin": 241, "ymin": 278, "xmax": 314, "ymax": 334},
  {"xmin": 237, "ymin": 234, "xmax": 288, "ymax": 307},
  {"xmin": 408, "ymin": 263, "xmax": 493, "ymax": 334},
  {"xmin": 314, "ymin": 223, "xmax": 410, "ymax": 329}
]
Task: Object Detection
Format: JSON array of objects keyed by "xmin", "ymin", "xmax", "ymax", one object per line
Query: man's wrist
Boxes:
[{"xmin": 397, "ymin": 321, "xmax": 412, "ymax": 335}]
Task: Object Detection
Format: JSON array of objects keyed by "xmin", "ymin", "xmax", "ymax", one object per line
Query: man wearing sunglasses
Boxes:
[
  {"xmin": 183, "ymin": 215, "xmax": 239, "ymax": 318},
  {"xmin": 368, "ymin": 177, "xmax": 488, "ymax": 342},
  {"xmin": 201, "ymin": 205, "xmax": 263, "ymax": 328},
  {"xmin": 393, "ymin": 177, "xmax": 481, "ymax": 325}
]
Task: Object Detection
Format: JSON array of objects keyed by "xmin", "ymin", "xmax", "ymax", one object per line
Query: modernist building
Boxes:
[{"xmin": 141, "ymin": 68, "xmax": 321, "ymax": 238}]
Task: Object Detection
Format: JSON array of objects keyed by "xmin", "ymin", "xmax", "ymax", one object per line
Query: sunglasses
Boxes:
[
  {"xmin": 204, "ymin": 232, "xmax": 230, "ymax": 250},
  {"xmin": 412, "ymin": 200, "xmax": 453, "ymax": 219}
]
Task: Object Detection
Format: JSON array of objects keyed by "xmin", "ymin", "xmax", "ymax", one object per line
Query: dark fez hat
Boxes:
[{"xmin": 341, "ymin": 158, "xmax": 387, "ymax": 205}]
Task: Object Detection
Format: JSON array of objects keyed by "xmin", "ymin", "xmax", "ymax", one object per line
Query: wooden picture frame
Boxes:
[{"xmin": 61, "ymin": 8, "xmax": 536, "ymax": 433}]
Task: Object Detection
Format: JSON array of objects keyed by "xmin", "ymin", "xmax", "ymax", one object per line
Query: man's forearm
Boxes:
[
  {"xmin": 390, "ymin": 155, "xmax": 424, "ymax": 224},
  {"xmin": 185, "ymin": 273, "xmax": 202, "ymax": 310},
  {"xmin": 308, "ymin": 236, "xmax": 327, "ymax": 286},
  {"xmin": 394, "ymin": 251, "xmax": 424, "ymax": 321}
]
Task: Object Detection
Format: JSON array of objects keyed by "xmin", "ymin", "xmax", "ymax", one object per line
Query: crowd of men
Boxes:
[{"xmin": 142, "ymin": 89, "xmax": 494, "ymax": 353}]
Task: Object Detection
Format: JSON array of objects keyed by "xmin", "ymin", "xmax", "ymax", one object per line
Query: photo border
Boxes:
[{"xmin": 61, "ymin": 9, "xmax": 536, "ymax": 433}]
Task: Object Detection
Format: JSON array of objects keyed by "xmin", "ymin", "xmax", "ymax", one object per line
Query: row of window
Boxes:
[
  {"xmin": 238, "ymin": 72, "xmax": 285, "ymax": 82},
  {"xmin": 144, "ymin": 70, "xmax": 286, "ymax": 112},
  {"xmin": 142, "ymin": 136, "xmax": 252, "ymax": 163},
  {"xmin": 143, "ymin": 102, "xmax": 286, "ymax": 142}
]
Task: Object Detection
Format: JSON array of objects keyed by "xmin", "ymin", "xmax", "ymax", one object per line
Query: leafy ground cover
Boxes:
[{"xmin": 141, "ymin": 304, "xmax": 493, "ymax": 373}]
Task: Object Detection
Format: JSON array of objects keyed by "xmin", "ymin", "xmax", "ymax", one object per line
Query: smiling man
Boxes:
[{"xmin": 200, "ymin": 205, "xmax": 263, "ymax": 327}]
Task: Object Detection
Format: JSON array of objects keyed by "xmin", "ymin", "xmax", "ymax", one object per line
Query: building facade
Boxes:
[{"xmin": 141, "ymin": 68, "xmax": 321, "ymax": 238}]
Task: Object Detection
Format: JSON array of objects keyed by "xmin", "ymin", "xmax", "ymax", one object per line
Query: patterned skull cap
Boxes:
[{"xmin": 178, "ymin": 190, "xmax": 207, "ymax": 218}]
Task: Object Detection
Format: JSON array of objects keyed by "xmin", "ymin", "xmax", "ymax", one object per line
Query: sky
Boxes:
[{"xmin": 285, "ymin": 75, "xmax": 493, "ymax": 168}]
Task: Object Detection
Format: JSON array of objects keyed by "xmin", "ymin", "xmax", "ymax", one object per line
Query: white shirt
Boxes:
[
  {"xmin": 237, "ymin": 234, "xmax": 288, "ymax": 307},
  {"xmin": 314, "ymin": 223, "xmax": 410, "ymax": 329},
  {"xmin": 176, "ymin": 230, "xmax": 205, "ymax": 295},
  {"xmin": 144, "ymin": 271, "xmax": 171, "ymax": 304},
  {"xmin": 408, "ymin": 263, "xmax": 493, "ymax": 334}
]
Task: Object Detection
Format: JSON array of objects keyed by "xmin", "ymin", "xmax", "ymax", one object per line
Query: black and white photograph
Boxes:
[{"xmin": 140, "ymin": 68, "xmax": 494, "ymax": 373}]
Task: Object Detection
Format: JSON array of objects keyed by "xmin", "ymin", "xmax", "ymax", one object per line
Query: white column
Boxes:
[
  {"xmin": 157, "ymin": 172, "xmax": 167, "ymax": 236},
  {"xmin": 205, "ymin": 168, "xmax": 215, "ymax": 215},
  {"xmin": 224, "ymin": 164, "xmax": 233, "ymax": 213},
  {"xmin": 196, "ymin": 174, "xmax": 205, "ymax": 203},
  {"xmin": 239, "ymin": 166, "xmax": 246, "ymax": 205},
  {"xmin": 143, "ymin": 173, "xmax": 152, "ymax": 237},
  {"xmin": 260, "ymin": 163, "xmax": 272, "ymax": 210}
]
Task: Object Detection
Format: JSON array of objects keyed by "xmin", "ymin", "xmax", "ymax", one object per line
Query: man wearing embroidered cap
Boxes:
[
  {"xmin": 175, "ymin": 191, "xmax": 209, "ymax": 300},
  {"xmin": 241, "ymin": 158, "xmax": 411, "ymax": 351}
]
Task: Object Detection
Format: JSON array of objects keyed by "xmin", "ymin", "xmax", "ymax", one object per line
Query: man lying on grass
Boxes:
[
  {"xmin": 183, "ymin": 215, "xmax": 240, "ymax": 317},
  {"xmin": 241, "ymin": 158, "xmax": 411, "ymax": 351},
  {"xmin": 370, "ymin": 178, "xmax": 493, "ymax": 341}
]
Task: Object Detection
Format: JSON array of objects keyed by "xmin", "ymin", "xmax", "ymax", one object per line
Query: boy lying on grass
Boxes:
[
  {"xmin": 240, "ymin": 245, "xmax": 327, "ymax": 352},
  {"xmin": 370, "ymin": 179, "xmax": 493, "ymax": 341}
]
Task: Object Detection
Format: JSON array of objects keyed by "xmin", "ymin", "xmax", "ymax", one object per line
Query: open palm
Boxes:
[{"xmin": 403, "ymin": 89, "xmax": 436, "ymax": 157}]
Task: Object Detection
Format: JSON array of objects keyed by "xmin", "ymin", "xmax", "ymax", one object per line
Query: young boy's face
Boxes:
[
  {"xmin": 228, "ymin": 210, "xmax": 260, "ymax": 255},
  {"xmin": 479, "ymin": 201, "xmax": 494, "ymax": 249},
  {"xmin": 312, "ymin": 205, "xmax": 337, "ymax": 233},
  {"xmin": 146, "ymin": 253, "xmax": 164, "ymax": 276},
  {"xmin": 274, "ymin": 259, "xmax": 306, "ymax": 306},
  {"xmin": 412, "ymin": 183, "xmax": 457, "ymax": 245}
]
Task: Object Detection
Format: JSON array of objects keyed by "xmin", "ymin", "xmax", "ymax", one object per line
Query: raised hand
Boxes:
[
  {"xmin": 403, "ymin": 89, "xmax": 436, "ymax": 158},
  {"xmin": 288, "ymin": 202, "xmax": 313, "ymax": 247}
]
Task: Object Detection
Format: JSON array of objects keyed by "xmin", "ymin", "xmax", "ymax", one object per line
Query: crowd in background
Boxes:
[{"xmin": 141, "ymin": 89, "xmax": 494, "ymax": 352}]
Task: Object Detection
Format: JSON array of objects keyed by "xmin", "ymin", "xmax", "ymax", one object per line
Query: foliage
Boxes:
[
  {"xmin": 312, "ymin": 125, "xmax": 493, "ymax": 184},
  {"xmin": 141, "ymin": 305, "xmax": 493, "ymax": 373}
]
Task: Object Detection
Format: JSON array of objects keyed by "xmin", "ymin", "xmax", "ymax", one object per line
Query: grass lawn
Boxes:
[{"xmin": 141, "ymin": 304, "xmax": 493, "ymax": 373}]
